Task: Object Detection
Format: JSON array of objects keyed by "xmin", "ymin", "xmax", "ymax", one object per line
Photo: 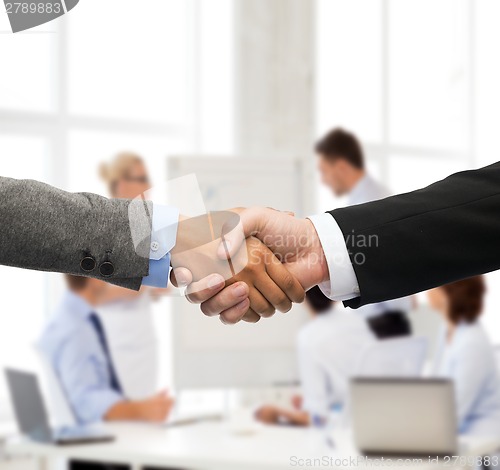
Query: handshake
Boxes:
[{"xmin": 168, "ymin": 207, "xmax": 330, "ymax": 324}]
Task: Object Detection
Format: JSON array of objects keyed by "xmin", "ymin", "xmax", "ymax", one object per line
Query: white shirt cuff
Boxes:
[
  {"xmin": 150, "ymin": 204, "xmax": 179, "ymax": 260},
  {"xmin": 308, "ymin": 213, "xmax": 360, "ymax": 301}
]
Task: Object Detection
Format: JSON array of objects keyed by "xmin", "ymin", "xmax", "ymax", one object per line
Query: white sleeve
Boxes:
[
  {"xmin": 149, "ymin": 204, "xmax": 179, "ymax": 260},
  {"xmin": 308, "ymin": 213, "xmax": 360, "ymax": 301}
]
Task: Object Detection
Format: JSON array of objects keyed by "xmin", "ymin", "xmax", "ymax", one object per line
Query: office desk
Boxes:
[{"xmin": 5, "ymin": 422, "xmax": 500, "ymax": 470}]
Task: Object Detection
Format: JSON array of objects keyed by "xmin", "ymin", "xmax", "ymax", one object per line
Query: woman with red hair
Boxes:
[{"xmin": 428, "ymin": 276, "xmax": 500, "ymax": 436}]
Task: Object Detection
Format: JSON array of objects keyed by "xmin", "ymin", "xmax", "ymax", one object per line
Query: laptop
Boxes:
[
  {"xmin": 5, "ymin": 368, "xmax": 114, "ymax": 445},
  {"xmin": 351, "ymin": 378, "xmax": 458, "ymax": 456}
]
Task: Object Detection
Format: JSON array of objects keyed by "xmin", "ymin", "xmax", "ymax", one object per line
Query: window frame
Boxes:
[{"xmin": 0, "ymin": 0, "xmax": 209, "ymax": 421}]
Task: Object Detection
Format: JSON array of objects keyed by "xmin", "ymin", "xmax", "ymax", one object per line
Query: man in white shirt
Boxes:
[{"xmin": 314, "ymin": 128, "xmax": 412, "ymax": 338}]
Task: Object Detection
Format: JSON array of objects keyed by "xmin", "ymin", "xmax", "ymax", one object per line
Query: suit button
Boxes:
[
  {"xmin": 80, "ymin": 256, "xmax": 96, "ymax": 272},
  {"xmin": 99, "ymin": 261, "xmax": 114, "ymax": 277}
]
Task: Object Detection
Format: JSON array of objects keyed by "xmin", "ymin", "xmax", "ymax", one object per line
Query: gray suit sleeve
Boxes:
[{"xmin": 0, "ymin": 176, "xmax": 153, "ymax": 290}]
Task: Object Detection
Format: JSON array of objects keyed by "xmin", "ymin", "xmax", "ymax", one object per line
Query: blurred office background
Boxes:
[{"xmin": 1, "ymin": 0, "xmax": 500, "ymax": 425}]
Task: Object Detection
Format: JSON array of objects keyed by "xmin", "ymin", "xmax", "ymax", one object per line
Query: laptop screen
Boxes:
[
  {"xmin": 4, "ymin": 368, "xmax": 53, "ymax": 443},
  {"xmin": 351, "ymin": 378, "xmax": 458, "ymax": 455}
]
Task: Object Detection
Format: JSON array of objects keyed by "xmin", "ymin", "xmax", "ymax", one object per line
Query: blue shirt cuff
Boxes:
[
  {"xmin": 142, "ymin": 253, "xmax": 171, "ymax": 288},
  {"xmin": 142, "ymin": 204, "xmax": 178, "ymax": 288},
  {"xmin": 81, "ymin": 389, "xmax": 124, "ymax": 424}
]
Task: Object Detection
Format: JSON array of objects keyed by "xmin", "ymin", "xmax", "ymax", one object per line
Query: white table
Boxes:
[
  {"xmin": 0, "ymin": 423, "xmax": 16, "ymax": 458},
  {"xmin": 5, "ymin": 422, "xmax": 500, "ymax": 470}
]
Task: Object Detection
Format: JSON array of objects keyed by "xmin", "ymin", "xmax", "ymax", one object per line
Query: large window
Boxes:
[
  {"xmin": 317, "ymin": 0, "xmax": 500, "ymax": 341},
  {"xmin": 0, "ymin": 0, "xmax": 234, "ymax": 419}
]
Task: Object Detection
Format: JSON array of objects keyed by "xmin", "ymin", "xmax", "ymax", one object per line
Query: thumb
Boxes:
[
  {"xmin": 170, "ymin": 267, "xmax": 192, "ymax": 287},
  {"xmin": 217, "ymin": 209, "xmax": 262, "ymax": 259}
]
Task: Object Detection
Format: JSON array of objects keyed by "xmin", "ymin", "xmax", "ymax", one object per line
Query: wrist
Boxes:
[
  {"xmin": 304, "ymin": 219, "xmax": 329, "ymax": 285},
  {"xmin": 127, "ymin": 401, "xmax": 144, "ymax": 420},
  {"xmin": 286, "ymin": 219, "xmax": 329, "ymax": 290}
]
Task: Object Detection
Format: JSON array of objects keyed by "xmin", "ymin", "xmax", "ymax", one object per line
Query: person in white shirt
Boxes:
[
  {"xmin": 255, "ymin": 286, "xmax": 375, "ymax": 426},
  {"xmin": 314, "ymin": 128, "xmax": 412, "ymax": 338},
  {"xmin": 428, "ymin": 276, "xmax": 500, "ymax": 436}
]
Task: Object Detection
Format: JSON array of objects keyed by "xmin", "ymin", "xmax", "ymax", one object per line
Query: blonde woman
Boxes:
[{"xmin": 99, "ymin": 152, "xmax": 151, "ymax": 200}]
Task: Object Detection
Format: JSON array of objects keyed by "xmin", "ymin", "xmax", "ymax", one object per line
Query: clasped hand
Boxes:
[{"xmin": 170, "ymin": 208, "xmax": 329, "ymax": 324}]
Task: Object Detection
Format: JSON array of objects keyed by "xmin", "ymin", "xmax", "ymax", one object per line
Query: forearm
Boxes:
[
  {"xmin": 280, "ymin": 408, "xmax": 310, "ymax": 426},
  {"xmin": 306, "ymin": 162, "xmax": 500, "ymax": 308},
  {"xmin": 0, "ymin": 176, "xmax": 150, "ymax": 289},
  {"xmin": 105, "ymin": 392, "xmax": 173, "ymax": 423},
  {"xmin": 104, "ymin": 400, "xmax": 144, "ymax": 421}
]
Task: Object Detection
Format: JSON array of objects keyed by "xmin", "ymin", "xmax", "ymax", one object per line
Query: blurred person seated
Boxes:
[
  {"xmin": 255, "ymin": 286, "xmax": 375, "ymax": 426},
  {"xmin": 45, "ymin": 151, "xmax": 170, "ymax": 467},
  {"xmin": 38, "ymin": 275, "xmax": 174, "ymax": 424},
  {"xmin": 315, "ymin": 128, "xmax": 413, "ymax": 339},
  {"xmin": 428, "ymin": 276, "xmax": 500, "ymax": 436}
]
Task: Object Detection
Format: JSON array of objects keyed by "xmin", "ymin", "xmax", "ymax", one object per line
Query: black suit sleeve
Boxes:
[{"xmin": 329, "ymin": 161, "xmax": 500, "ymax": 308}]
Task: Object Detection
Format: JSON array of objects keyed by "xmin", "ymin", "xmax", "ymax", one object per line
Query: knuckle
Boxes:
[
  {"xmin": 256, "ymin": 304, "xmax": 275, "ymax": 317},
  {"xmin": 221, "ymin": 315, "xmax": 239, "ymax": 325},
  {"xmin": 295, "ymin": 289, "xmax": 306, "ymax": 303},
  {"xmin": 243, "ymin": 309, "xmax": 261, "ymax": 323},
  {"xmin": 259, "ymin": 311, "xmax": 275, "ymax": 319},
  {"xmin": 246, "ymin": 260, "xmax": 259, "ymax": 273},
  {"xmin": 282, "ymin": 273, "xmax": 295, "ymax": 291},
  {"xmin": 185, "ymin": 292, "xmax": 198, "ymax": 304},
  {"xmin": 274, "ymin": 292, "xmax": 288, "ymax": 306},
  {"xmin": 222, "ymin": 309, "xmax": 242, "ymax": 324},
  {"xmin": 200, "ymin": 301, "xmax": 216, "ymax": 317},
  {"xmin": 251, "ymin": 302, "xmax": 266, "ymax": 314},
  {"xmin": 277, "ymin": 299, "xmax": 292, "ymax": 313},
  {"xmin": 281, "ymin": 306, "xmax": 292, "ymax": 314},
  {"xmin": 185, "ymin": 287, "xmax": 203, "ymax": 303},
  {"xmin": 244, "ymin": 315, "xmax": 260, "ymax": 323}
]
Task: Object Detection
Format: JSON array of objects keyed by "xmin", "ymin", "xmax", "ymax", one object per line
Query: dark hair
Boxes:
[
  {"xmin": 65, "ymin": 274, "xmax": 90, "ymax": 291},
  {"xmin": 441, "ymin": 276, "xmax": 486, "ymax": 324},
  {"xmin": 305, "ymin": 285, "xmax": 333, "ymax": 314},
  {"xmin": 315, "ymin": 128, "xmax": 364, "ymax": 169}
]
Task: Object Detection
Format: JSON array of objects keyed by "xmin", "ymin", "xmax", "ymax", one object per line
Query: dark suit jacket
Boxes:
[
  {"xmin": 330, "ymin": 162, "xmax": 500, "ymax": 308},
  {"xmin": 0, "ymin": 177, "xmax": 152, "ymax": 290}
]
